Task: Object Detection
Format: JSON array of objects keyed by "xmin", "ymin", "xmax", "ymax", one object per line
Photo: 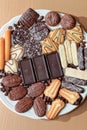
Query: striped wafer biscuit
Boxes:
[
  {"xmin": 42, "ymin": 37, "xmax": 58, "ymax": 54},
  {"xmin": 49, "ymin": 28, "xmax": 66, "ymax": 44},
  {"xmin": 67, "ymin": 25, "xmax": 83, "ymax": 43}
]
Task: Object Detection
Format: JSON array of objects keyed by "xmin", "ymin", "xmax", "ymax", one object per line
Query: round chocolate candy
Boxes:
[
  {"xmin": 61, "ymin": 14, "xmax": 76, "ymax": 29},
  {"xmin": 45, "ymin": 11, "xmax": 60, "ymax": 26}
]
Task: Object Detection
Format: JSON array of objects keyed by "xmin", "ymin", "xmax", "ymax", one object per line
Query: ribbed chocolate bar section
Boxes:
[
  {"xmin": 46, "ymin": 52, "xmax": 63, "ymax": 78},
  {"xmin": 32, "ymin": 55, "xmax": 49, "ymax": 81},
  {"xmin": 19, "ymin": 59, "xmax": 36, "ymax": 85}
]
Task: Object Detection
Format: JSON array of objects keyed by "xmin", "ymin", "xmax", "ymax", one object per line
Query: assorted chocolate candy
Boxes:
[{"xmin": 0, "ymin": 8, "xmax": 87, "ymax": 120}]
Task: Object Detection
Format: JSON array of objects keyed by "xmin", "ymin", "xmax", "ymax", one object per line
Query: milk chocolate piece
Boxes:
[
  {"xmin": 61, "ymin": 81, "xmax": 84, "ymax": 93},
  {"xmin": 19, "ymin": 59, "xmax": 36, "ymax": 85},
  {"xmin": 46, "ymin": 52, "xmax": 63, "ymax": 78},
  {"xmin": 78, "ymin": 45, "xmax": 85, "ymax": 70},
  {"xmin": 64, "ymin": 76, "xmax": 87, "ymax": 86},
  {"xmin": 32, "ymin": 55, "xmax": 49, "ymax": 81}
]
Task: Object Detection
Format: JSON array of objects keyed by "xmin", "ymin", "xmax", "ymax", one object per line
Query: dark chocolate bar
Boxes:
[
  {"xmin": 46, "ymin": 52, "xmax": 63, "ymax": 78},
  {"xmin": 64, "ymin": 76, "xmax": 87, "ymax": 86},
  {"xmin": 61, "ymin": 81, "xmax": 84, "ymax": 93},
  {"xmin": 19, "ymin": 52, "xmax": 63, "ymax": 85},
  {"xmin": 32, "ymin": 55, "xmax": 49, "ymax": 81},
  {"xmin": 78, "ymin": 45, "xmax": 85, "ymax": 70},
  {"xmin": 19, "ymin": 59, "xmax": 36, "ymax": 85}
]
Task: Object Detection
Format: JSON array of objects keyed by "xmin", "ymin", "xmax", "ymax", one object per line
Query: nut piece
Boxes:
[
  {"xmin": 33, "ymin": 97, "xmax": 46, "ymax": 117},
  {"xmin": 46, "ymin": 99, "xmax": 65, "ymax": 120},
  {"xmin": 8, "ymin": 85, "xmax": 27, "ymax": 100},
  {"xmin": 44, "ymin": 79, "xmax": 61, "ymax": 100},
  {"xmin": 28, "ymin": 82, "xmax": 45, "ymax": 98},
  {"xmin": 59, "ymin": 88, "xmax": 81, "ymax": 105},
  {"xmin": 15, "ymin": 97, "xmax": 33, "ymax": 113},
  {"xmin": 2, "ymin": 74, "xmax": 22, "ymax": 88}
]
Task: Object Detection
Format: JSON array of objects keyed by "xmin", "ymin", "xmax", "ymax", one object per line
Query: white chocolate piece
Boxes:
[
  {"xmin": 71, "ymin": 41, "xmax": 78, "ymax": 66},
  {"xmin": 64, "ymin": 39, "xmax": 72, "ymax": 64},
  {"xmin": 11, "ymin": 44, "xmax": 24, "ymax": 61},
  {"xmin": 58, "ymin": 44, "xmax": 67, "ymax": 68},
  {"xmin": 59, "ymin": 88, "xmax": 80, "ymax": 104},
  {"xmin": 65, "ymin": 67, "xmax": 87, "ymax": 80},
  {"xmin": 4, "ymin": 59, "xmax": 18, "ymax": 74},
  {"xmin": 46, "ymin": 99, "xmax": 65, "ymax": 119}
]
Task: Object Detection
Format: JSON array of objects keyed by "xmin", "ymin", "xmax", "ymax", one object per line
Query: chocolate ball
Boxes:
[
  {"xmin": 45, "ymin": 11, "xmax": 60, "ymax": 26},
  {"xmin": 61, "ymin": 14, "xmax": 76, "ymax": 29}
]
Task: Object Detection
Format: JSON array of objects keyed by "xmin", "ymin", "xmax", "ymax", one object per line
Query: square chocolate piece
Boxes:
[
  {"xmin": 46, "ymin": 52, "xmax": 63, "ymax": 78},
  {"xmin": 19, "ymin": 59, "xmax": 36, "ymax": 85},
  {"xmin": 32, "ymin": 55, "xmax": 49, "ymax": 81}
]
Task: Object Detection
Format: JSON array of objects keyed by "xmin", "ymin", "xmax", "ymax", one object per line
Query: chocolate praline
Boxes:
[
  {"xmin": 61, "ymin": 14, "xmax": 76, "ymax": 30},
  {"xmin": 45, "ymin": 11, "xmax": 60, "ymax": 26}
]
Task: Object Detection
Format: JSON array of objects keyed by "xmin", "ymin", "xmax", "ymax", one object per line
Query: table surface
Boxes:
[{"xmin": 0, "ymin": 0, "xmax": 87, "ymax": 130}]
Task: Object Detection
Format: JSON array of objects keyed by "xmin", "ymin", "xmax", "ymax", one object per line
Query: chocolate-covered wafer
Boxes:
[
  {"xmin": 18, "ymin": 8, "xmax": 39, "ymax": 28},
  {"xmin": 64, "ymin": 76, "xmax": 87, "ymax": 86},
  {"xmin": 61, "ymin": 81, "xmax": 84, "ymax": 93},
  {"xmin": 84, "ymin": 48, "xmax": 87, "ymax": 69},
  {"xmin": 78, "ymin": 45, "xmax": 85, "ymax": 70}
]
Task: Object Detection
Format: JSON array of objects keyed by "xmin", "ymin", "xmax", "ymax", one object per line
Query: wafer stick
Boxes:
[
  {"xmin": 5, "ymin": 29, "xmax": 11, "ymax": 61},
  {"xmin": 0, "ymin": 37, "xmax": 5, "ymax": 70}
]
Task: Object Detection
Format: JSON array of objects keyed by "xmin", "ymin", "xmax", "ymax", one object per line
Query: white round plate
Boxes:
[{"xmin": 0, "ymin": 9, "xmax": 87, "ymax": 120}]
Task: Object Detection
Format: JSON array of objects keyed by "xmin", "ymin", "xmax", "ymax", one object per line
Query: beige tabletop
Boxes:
[{"xmin": 0, "ymin": 0, "xmax": 87, "ymax": 130}]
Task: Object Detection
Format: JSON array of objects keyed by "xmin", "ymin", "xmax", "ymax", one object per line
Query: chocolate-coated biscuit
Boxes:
[
  {"xmin": 18, "ymin": 8, "xmax": 39, "ymax": 28},
  {"xmin": 15, "ymin": 97, "xmax": 33, "ymax": 113},
  {"xmin": 28, "ymin": 82, "xmax": 45, "ymax": 98},
  {"xmin": 45, "ymin": 11, "xmax": 60, "ymax": 26},
  {"xmin": 8, "ymin": 85, "xmax": 27, "ymax": 100},
  {"xmin": 33, "ymin": 97, "xmax": 46, "ymax": 117},
  {"xmin": 2, "ymin": 74, "xmax": 22, "ymax": 88},
  {"xmin": 61, "ymin": 14, "xmax": 76, "ymax": 29}
]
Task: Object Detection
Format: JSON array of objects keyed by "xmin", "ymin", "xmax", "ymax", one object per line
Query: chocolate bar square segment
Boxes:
[
  {"xmin": 19, "ymin": 59, "xmax": 36, "ymax": 85},
  {"xmin": 32, "ymin": 55, "xmax": 49, "ymax": 82},
  {"xmin": 46, "ymin": 52, "xmax": 63, "ymax": 78}
]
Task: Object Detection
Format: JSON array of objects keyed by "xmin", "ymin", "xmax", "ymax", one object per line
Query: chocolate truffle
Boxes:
[
  {"xmin": 61, "ymin": 14, "xmax": 76, "ymax": 29},
  {"xmin": 45, "ymin": 11, "xmax": 60, "ymax": 26}
]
